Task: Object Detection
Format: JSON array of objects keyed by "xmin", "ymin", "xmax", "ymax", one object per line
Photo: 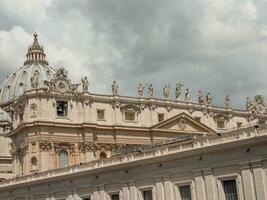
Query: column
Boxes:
[
  {"xmin": 240, "ymin": 163, "xmax": 256, "ymax": 200},
  {"xmin": 155, "ymin": 177, "xmax": 165, "ymax": 200},
  {"xmin": 193, "ymin": 170, "xmax": 206, "ymax": 200},
  {"xmin": 251, "ymin": 161, "xmax": 267, "ymax": 199},
  {"xmin": 122, "ymin": 183, "xmax": 130, "ymax": 200},
  {"xmin": 203, "ymin": 168, "xmax": 217, "ymax": 200},
  {"xmin": 163, "ymin": 176, "xmax": 174, "ymax": 200}
]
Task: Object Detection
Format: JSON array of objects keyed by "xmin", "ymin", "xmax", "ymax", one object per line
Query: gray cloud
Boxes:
[{"xmin": 0, "ymin": 0, "xmax": 267, "ymax": 108}]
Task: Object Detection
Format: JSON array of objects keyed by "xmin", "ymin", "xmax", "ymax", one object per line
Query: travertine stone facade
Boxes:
[
  {"xmin": 1, "ymin": 33, "xmax": 267, "ymax": 200},
  {"xmin": 1, "ymin": 34, "xmax": 267, "ymax": 178},
  {"xmin": 0, "ymin": 125, "xmax": 266, "ymax": 200}
]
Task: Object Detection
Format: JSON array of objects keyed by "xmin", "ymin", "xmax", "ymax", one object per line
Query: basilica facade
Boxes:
[{"xmin": 0, "ymin": 34, "xmax": 266, "ymax": 199}]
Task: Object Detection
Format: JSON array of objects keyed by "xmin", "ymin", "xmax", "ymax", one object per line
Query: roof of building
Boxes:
[{"xmin": 0, "ymin": 33, "xmax": 55, "ymax": 104}]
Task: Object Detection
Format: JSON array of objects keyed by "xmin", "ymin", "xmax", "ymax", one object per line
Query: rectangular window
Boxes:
[
  {"xmin": 179, "ymin": 185, "xmax": 192, "ymax": 200},
  {"xmin": 56, "ymin": 101, "xmax": 68, "ymax": 117},
  {"xmin": 142, "ymin": 190, "xmax": 153, "ymax": 200},
  {"xmin": 110, "ymin": 194, "xmax": 119, "ymax": 200},
  {"xmin": 125, "ymin": 111, "xmax": 135, "ymax": 121},
  {"xmin": 97, "ymin": 109, "xmax": 105, "ymax": 120},
  {"xmin": 223, "ymin": 180, "xmax": 238, "ymax": 200},
  {"xmin": 158, "ymin": 113, "xmax": 164, "ymax": 122},
  {"xmin": 217, "ymin": 120, "xmax": 225, "ymax": 128}
]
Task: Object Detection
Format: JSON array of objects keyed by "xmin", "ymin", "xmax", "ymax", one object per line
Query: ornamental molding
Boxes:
[
  {"xmin": 78, "ymin": 143, "xmax": 94, "ymax": 153},
  {"xmin": 39, "ymin": 141, "xmax": 53, "ymax": 151},
  {"xmin": 120, "ymin": 104, "xmax": 141, "ymax": 113},
  {"xmin": 44, "ymin": 68, "xmax": 81, "ymax": 97}
]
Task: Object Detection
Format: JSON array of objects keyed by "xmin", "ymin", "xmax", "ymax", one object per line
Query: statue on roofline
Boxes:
[
  {"xmin": 175, "ymin": 83, "xmax": 183, "ymax": 100},
  {"xmin": 81, "ymin": 76, "xmax": 89, "ymax": 93},
  {"xmin": 112, "ymin": 81, "xmax": 119, "ymax": 96},
  {"xmin": 137, "ymin": 83, "xmax": 145, "ymax": 97}
]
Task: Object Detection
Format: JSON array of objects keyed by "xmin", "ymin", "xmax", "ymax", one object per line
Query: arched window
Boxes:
[
  {"xmin": 59, "ymin": 150, "xmax": 68, "ymax": 168},
  {"xmin": 99, "ymin": 152, "xmax": 107, "ymax": 159},
  {"xmin": 31, "ymin": 157, "xmax": 38, "ymax": 171}
]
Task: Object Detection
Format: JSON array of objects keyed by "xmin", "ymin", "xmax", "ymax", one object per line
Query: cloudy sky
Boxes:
[{"xmin": 0, "ymin": 0, "xmax": 267, "ymax": 108}]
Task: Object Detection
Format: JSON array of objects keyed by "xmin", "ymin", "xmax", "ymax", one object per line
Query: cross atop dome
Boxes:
[{"xmin": 23, "ymin": 32, "xmax": 49, "ymax": 66}]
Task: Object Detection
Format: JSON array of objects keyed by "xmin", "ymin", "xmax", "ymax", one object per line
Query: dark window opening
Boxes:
[
  {"xmin": 57, "ymin": 101, "xmax": 68, "ymax": 117},
  {"xmin": 111, "ymin": 194, "xmax": 119, "ymax": 200},
  {"xmin": 223, "ymin": 180, "xmax": 238, "ymax": 200},
  {"xmin": 142, "ymin": 190, "xmax": 152, "ymax": 200},
  {"xmin": 158, "ymin": 113, "xmax": 164, "ymax": 122},
  {"xmin": 179, "ymin": 185, "xmax": 192, "ymax": 200}
]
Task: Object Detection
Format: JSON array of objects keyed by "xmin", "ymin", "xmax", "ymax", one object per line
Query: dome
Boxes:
[
  {"xmin": 0, "ymin": 33, "xmax": 55, "ymax": 104},
  {"xmin": 0, "ymin": 107, "xmax": 11, "ymax": 123}
]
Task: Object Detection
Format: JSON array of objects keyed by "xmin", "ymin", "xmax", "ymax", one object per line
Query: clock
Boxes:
[{"xmin": 56, "ymin": 79, "xmax": 68, "ymax": 93}]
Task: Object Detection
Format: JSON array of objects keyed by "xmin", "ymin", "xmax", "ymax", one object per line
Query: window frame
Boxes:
[
  {"xmin": 174, "ymin": 181, "xmax": 194, "ymax": 200},
  {"xmin": 107, "ymin": 192, "xmax": 121, "ymax": 200},
  {"xmin": 138, "ymin": 186, "xmax": 155, "ymax": 200},
  {"xmin": 158, "ymin": 113, "xmax": 165, "ymax": 122},
  {"xmin": 124, "ymin": 110, "xmax": 136, "ymax": 122},
  {"xmin": 216, "ymin": 175, "xmax": 240, "ymax": 200},
  {"xmin": 97, "ymin": 109, "xmax": 106, "ymax": 121},
  {"xmin": 58, "ymin": 149, "xmax": 69, "ymax": 168},
  {"xmin": 56, "ymin": 101, "xmax": 68, "ymax": 118}
]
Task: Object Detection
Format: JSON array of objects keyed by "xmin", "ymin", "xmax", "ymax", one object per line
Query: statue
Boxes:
[
  {"xmin": 112, "ymin": 81, "xmax": 119, "ymax": 96},
  {"xmin": 175, "ymin": 83, "xmax": 183, "ymax": 100},
  {"xmin": 56, "ymin": 68, "xmax": 68, "ymax": 78},
  {"xmin": 198, "ymin": 91, "xmax": 205, "ymax": 104},
  {"xmin": 246, "ymin": 97, "xmax": 253, "ymax": 111},
  {"xmin": 137, "ymin": 83, "xmax": 145, "ymax": 97},
  {"xmin": 206, "ymin": 92, "xmax": 212, "ymax": 105},
  {"xmin": 70, "ymin": 84, "xmax": 80, "ymax": 96},
  {"xmin": 81, "ymin": 76, "xmax": 89, "ymax": 93},
  {"xmin": 184, "ymin": 89, "xmax": 192, "ymax": 102},
  {"xmin": 225, "ymin": 95, "xmax": 230, "ymax": 108},
  {"xmin": 31, "ymin": 70, "xmax": 39, "ymax": 89},
  {"xmin": 163, "ymin": 84, "xmax": 170, "ymax": 98},
  {"xmin": 148, "ymin": 84, "xmax": 154, "ymax": 98}
]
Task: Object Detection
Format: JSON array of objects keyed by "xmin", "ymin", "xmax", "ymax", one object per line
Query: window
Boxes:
[
  {"xmin": 31, "ymin": 157, "xmax": 38, "ymax": 171},
  {"xmin": 217, "ymin": 120, "xmax": 225, "ymax": 129},
  {"xmin": 125, "ymin": 111, "xmax": 135, "ymax": 121},
  {"xmin": 179, "ymin": 185, "xmax": 191, "ymax": 200},
  {"xmin": 59, "ymin": 150, "xmax": 68, "ymax": 168},
  {"xmin": 97, "ymin": 109, "xmax": 105, "ymax": 120},
  {"xmin": 158, "ymin": 113, "xmax": 164, "ymax": 122},
  {"xmin": 110, "ymin": 194, "xmax": 119, "ymax": 200},
  {"xmin": 57, "ymin": 101, "xmax": 68, "ymax": 117},
  {"xmin": 223, "ymin": 180, "xmax": 238, "ymax": 200},
  {"xmin": 99, "ymin": 152, "xmax": 107, "ymax": 159},
  {"xmin": 142, "ymin": 190, "xmax": 153, "ymax": 200}
]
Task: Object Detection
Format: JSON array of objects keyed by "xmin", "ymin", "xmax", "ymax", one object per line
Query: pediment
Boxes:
[{"xmin": 151, "ymin": 112, "xmax": 215, "ymax": 134}]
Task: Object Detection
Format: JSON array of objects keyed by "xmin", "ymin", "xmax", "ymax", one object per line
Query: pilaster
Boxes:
[
  {"xmin": 155, "ymin": 177, "xmax": 165, "ymax": 200},
  {"xmin": 203, "ymin": 168, "xmax": 217, "ymax": 200},
  {"xmin": 122, "ymin": 183, "xmax": 130, "ymax": 200},
  {"xmin": 162, "ymin": 175, "xmax": 174, "ymax": 200},
  {"xmin": 240, "ymin": 162, "xmax": 256, "ymax": 200},
  {"xmin": 193, "ymin": 170, "xmax": 206, "ymax": 200},
  {"xmin": 251, "ymin": 160, "xmax": 267, "ymax": 199}
]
